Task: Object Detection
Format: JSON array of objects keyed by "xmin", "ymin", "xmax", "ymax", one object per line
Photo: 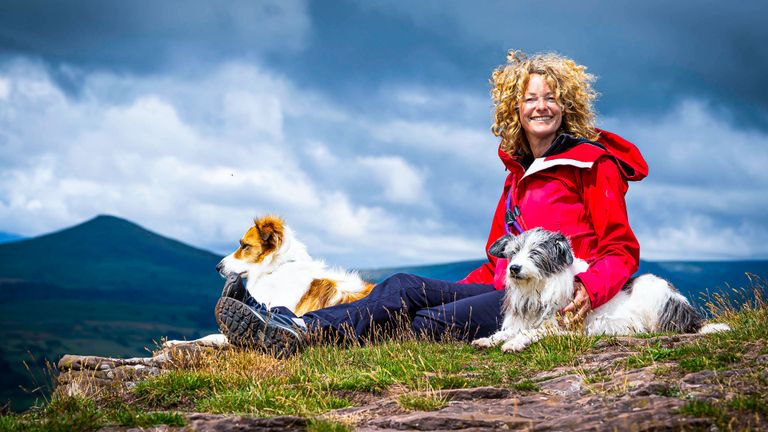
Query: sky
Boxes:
[{"xmin": 0, "ymin": 0, "xmax": 767, "ymax": 267}]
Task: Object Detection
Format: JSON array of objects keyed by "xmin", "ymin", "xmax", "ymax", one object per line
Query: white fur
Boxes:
[
  {"xmin": 217, "ymin": 225, "xmax": 369, "ymax": 312},
  {"xmin": 163, "ymin": 333, "xmax": 228, "ymax": 348},
  {"xmin": 472, "ymin": 232, "xmax": 729, "ymax": 353}
]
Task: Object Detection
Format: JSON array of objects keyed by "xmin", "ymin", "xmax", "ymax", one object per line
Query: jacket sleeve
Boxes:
[{"xmin": 575, "ymin": 157, "xmax": 640, "ymax": 308}]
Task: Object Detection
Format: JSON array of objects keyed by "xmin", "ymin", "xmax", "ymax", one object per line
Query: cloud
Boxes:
[
  {"xmin": 1, "ymin": 45, "xmax": 766, "ymax": 267},
  {"xmin": 0, "ymin": 58, "xmax": 485, "ymax": 267},
  {"xmin": 602, "ymin": 100, "xmax": 768, "ymax": 260},
  {"xmin": 357, "ymin": 156, "xmax": 428, "ymax": 205}
]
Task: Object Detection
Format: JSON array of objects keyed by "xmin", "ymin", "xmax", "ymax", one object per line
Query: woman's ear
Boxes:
[{"xmin": 488, "ymin": 235, "xmax": 513, "ymax": 258}]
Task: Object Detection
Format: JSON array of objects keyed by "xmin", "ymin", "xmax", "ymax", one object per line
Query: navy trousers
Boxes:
[{"xmin": 284, "ymin": 273, "xmax": 505, "ymax": 344}]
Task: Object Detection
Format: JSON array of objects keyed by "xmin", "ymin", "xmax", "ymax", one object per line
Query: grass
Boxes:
[
  {"xmin": 397, "ymin": 392, "xmax": 448, "ymax": 411},
  {"xmin": 2, "ymin": 283, "xmax": 766, "ymax": 430},
  {"xmin": 0, "ymin": 395, "xmax": 185, "ymax": 432},
  {"xmin": 307, "ymin": 418, "xmax": 353, "ymax": 432},
  {"xmin": 123, "ymin": 334, "xmax": 596, "ymax": 417},
  {"xmin": 678, "ymin": 393, "xmax": 768, "ymax": 430},
  {"xmin": 679, "ymin": 400, "xmax": 731, "ymax": 429},
  {"xmin": 511, "ymin": 380, "xmax": 540, "ymax": 392}
]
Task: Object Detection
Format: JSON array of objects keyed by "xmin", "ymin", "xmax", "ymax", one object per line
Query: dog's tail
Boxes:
[
  {"xmin": 340, "ymin": 282, "xmax": 375, "ymax": 304},
  {"xmin": 658, "ymin": 294, "xmax": 703, "ymax": 333},
  {"xmin": 658, "ymin": 294, "xmax": 730, "ymax": 334}
]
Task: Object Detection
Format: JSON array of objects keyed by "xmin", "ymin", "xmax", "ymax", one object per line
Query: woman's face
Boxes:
[{"xmin": 519, "ymin": 74, "xmax": 563, "ymax": 144}]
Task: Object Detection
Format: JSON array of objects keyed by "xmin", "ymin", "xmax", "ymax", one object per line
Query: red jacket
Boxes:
[{"xmin": 460, "ymin": 129, "xmax": 648, "ymax": 309}]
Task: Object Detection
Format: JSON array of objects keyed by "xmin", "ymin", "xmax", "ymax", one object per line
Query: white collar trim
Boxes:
[{"xmin": 522, "ymin": 157, "xmax": 594, "ymax": 180}]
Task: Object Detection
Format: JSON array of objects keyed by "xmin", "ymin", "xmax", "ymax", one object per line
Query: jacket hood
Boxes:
[
  {"xmin": 497, "ymin": 128, "xmax": 648, "ymax": 182},
  {"xmin": 593, "ymin": 128, "xmax": 648, "ymax": 181}
]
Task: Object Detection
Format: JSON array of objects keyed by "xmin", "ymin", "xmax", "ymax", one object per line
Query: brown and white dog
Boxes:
[
  {"xmin": 216, "ymin": 215, "xmax": 375, "ymax": 316},
  {"xmin": 163, "ymin": 216, "xmax": 374, "ymax": 348}
]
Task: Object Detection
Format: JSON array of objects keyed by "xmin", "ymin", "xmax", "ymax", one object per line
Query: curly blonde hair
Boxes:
[{"xmin": 491, "ymin": 50, "xmax": 599, "ymax": 156}]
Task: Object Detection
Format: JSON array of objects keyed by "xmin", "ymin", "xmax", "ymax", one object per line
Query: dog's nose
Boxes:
[
  {"xmin": 508, "ymin": 264, "xmax": 522, "ymax": 276},
  {"xmin": 216, "ymin": 262, "xmax": 223, "ymax": 273}
]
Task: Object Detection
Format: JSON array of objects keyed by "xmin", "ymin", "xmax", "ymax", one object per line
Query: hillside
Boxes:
[
  {"xmin": 0, "ymin": 215, "xmax": 224, "ymax": 410},
  {"xmin": 0, "ymin": 215, "xmax": 222, "ymax": 297}
]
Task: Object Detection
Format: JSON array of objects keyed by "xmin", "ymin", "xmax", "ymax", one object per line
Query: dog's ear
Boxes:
[
  {"xmin": 488, "ymin": 235, "xmax": 512, "ymax": 258},
  {"xmin": 256, "ymin": 216, "xmax": 285, "ymax": 249},
  {"xmin": 553, "ymin": 232, "xmax": 574, "ymax": 265}
]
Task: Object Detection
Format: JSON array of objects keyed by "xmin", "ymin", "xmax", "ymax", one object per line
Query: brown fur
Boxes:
[
  {"xmin": 294, "ymin": 279, "xmax": 375, "ymax": 316},
  {"xmin": 234, "ymin": 216, "xmax": 285, "ymax": 264}
]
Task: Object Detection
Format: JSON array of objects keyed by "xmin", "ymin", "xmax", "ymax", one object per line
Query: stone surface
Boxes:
[
  {"xmin": 537, "ymin": 373, "xmax": 585, "ymax": 397},
  {"xmin": 96, "ymin": 413, "xmax": 307, "ymax": 432},
  {"xmin": 361, "ymin": 394, "xmax": 709, "ymax": 431},
  {"xmin": 185, "ymin": 413, "xmax": 307, "ymax": 432}
]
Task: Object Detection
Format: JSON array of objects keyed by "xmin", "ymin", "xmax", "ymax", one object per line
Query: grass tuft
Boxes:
[
  {"xmin": 397, "ymin": 392, "xmax": 448, "ymax": 412},
  {"xmin": 307, "ymin": 418, "xmax": 353, "ymax": 432},
  {"xmin": 728, "ymin": 395, "xmax": 768, "ymax": 415},
  {"xmin": 133, "ymin": 371, "xmax": 221, "ymax": 408},
  {"xmin": 512, "ymin": 380, "xmax": 540, "ymax": 392},
  {"xmin": 679, "ymin": 400, "xmax": 732, "ymax": 429},
  {"xmin": 109, "ymin": 406, "xmax": 185, "ymax": 428}
]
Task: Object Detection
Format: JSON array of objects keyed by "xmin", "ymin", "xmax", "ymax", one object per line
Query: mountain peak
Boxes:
[
  {"xmin": 83, "ymin": 213, "xmax": 139, "ymax": 227},
  {"xmin": 0, "ymin": 214, "xmax": 222, "ymax": 293}
]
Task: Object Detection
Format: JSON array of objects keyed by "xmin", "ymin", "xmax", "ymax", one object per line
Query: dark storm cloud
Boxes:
[
  {"xmin": 355, "ymin": 1, "xmax": 768, "ymax": 128},
  {"xmin": 3, "ymin": 0, "xmax": 765, "ymax": 127},
  {"xmin": 0, "ymin": 0, "xmax": 308, "ymax": 72}
]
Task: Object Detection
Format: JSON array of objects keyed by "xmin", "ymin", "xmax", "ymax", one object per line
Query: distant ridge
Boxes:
[
  {"xmin": 0, "ymin": 231, "xmax": 23, "ymax": 244},
  {"xmin": 0, "ymin": 214, "xmax": 222, "ymax": 295}
]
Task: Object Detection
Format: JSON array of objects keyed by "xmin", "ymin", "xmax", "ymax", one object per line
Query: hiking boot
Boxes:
[
  {"xmin": 215, "ymin": 297, "xmax": 305, "ymax": 357},
  {"xmin": 221, "ymin": 273, "xmax": 248, "ymax": 301}
]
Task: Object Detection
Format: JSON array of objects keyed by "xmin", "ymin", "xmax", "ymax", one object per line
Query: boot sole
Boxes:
[{"xmin": 215, "ymin": 297, "xmax": 301, "ymax": 358}]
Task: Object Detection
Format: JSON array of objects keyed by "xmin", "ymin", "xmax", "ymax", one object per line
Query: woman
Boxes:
[{"xmin": 215, "ymin": 51, "xmax": 647, "ymax": 356}]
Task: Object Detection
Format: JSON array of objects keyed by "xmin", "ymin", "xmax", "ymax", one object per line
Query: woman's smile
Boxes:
[{"xmin": 519, "ymin": 74, "xmax": 563, "ymax": 156}]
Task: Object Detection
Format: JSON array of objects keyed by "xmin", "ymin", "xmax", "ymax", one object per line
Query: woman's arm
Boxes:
[{"xmin": 575, "ymin": 156, "xmax": 640, "ymax": 308}]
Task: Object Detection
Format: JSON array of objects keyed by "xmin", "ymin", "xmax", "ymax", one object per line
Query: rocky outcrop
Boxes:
[{"xmin": 56, "ymin": 343, "xmax": 212, "ymax": 399}]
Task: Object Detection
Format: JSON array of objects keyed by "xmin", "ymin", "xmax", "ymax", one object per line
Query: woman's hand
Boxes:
[{"xmin": 558, "ymin": 280, "xmax": 592, "ymax": 329}]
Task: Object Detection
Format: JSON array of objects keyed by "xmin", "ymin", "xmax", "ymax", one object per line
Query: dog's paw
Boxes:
[
  {"xmin": 501, "ymin": 335, "xmax": 531, "ymax": 352},
  {"xmin": 471, "ymin": 337, "xmax": 495, "ymax": 349}
]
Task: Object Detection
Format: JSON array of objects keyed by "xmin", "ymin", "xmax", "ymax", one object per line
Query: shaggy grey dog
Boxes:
[{"xmin": 472, "ymin": 228, "xmax": 729, "ymax": 352}]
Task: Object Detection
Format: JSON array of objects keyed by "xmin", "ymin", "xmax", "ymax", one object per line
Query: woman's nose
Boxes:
[{"xmin": 535, "ymin": 98, "xmax": 548, "ymax": 110}]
